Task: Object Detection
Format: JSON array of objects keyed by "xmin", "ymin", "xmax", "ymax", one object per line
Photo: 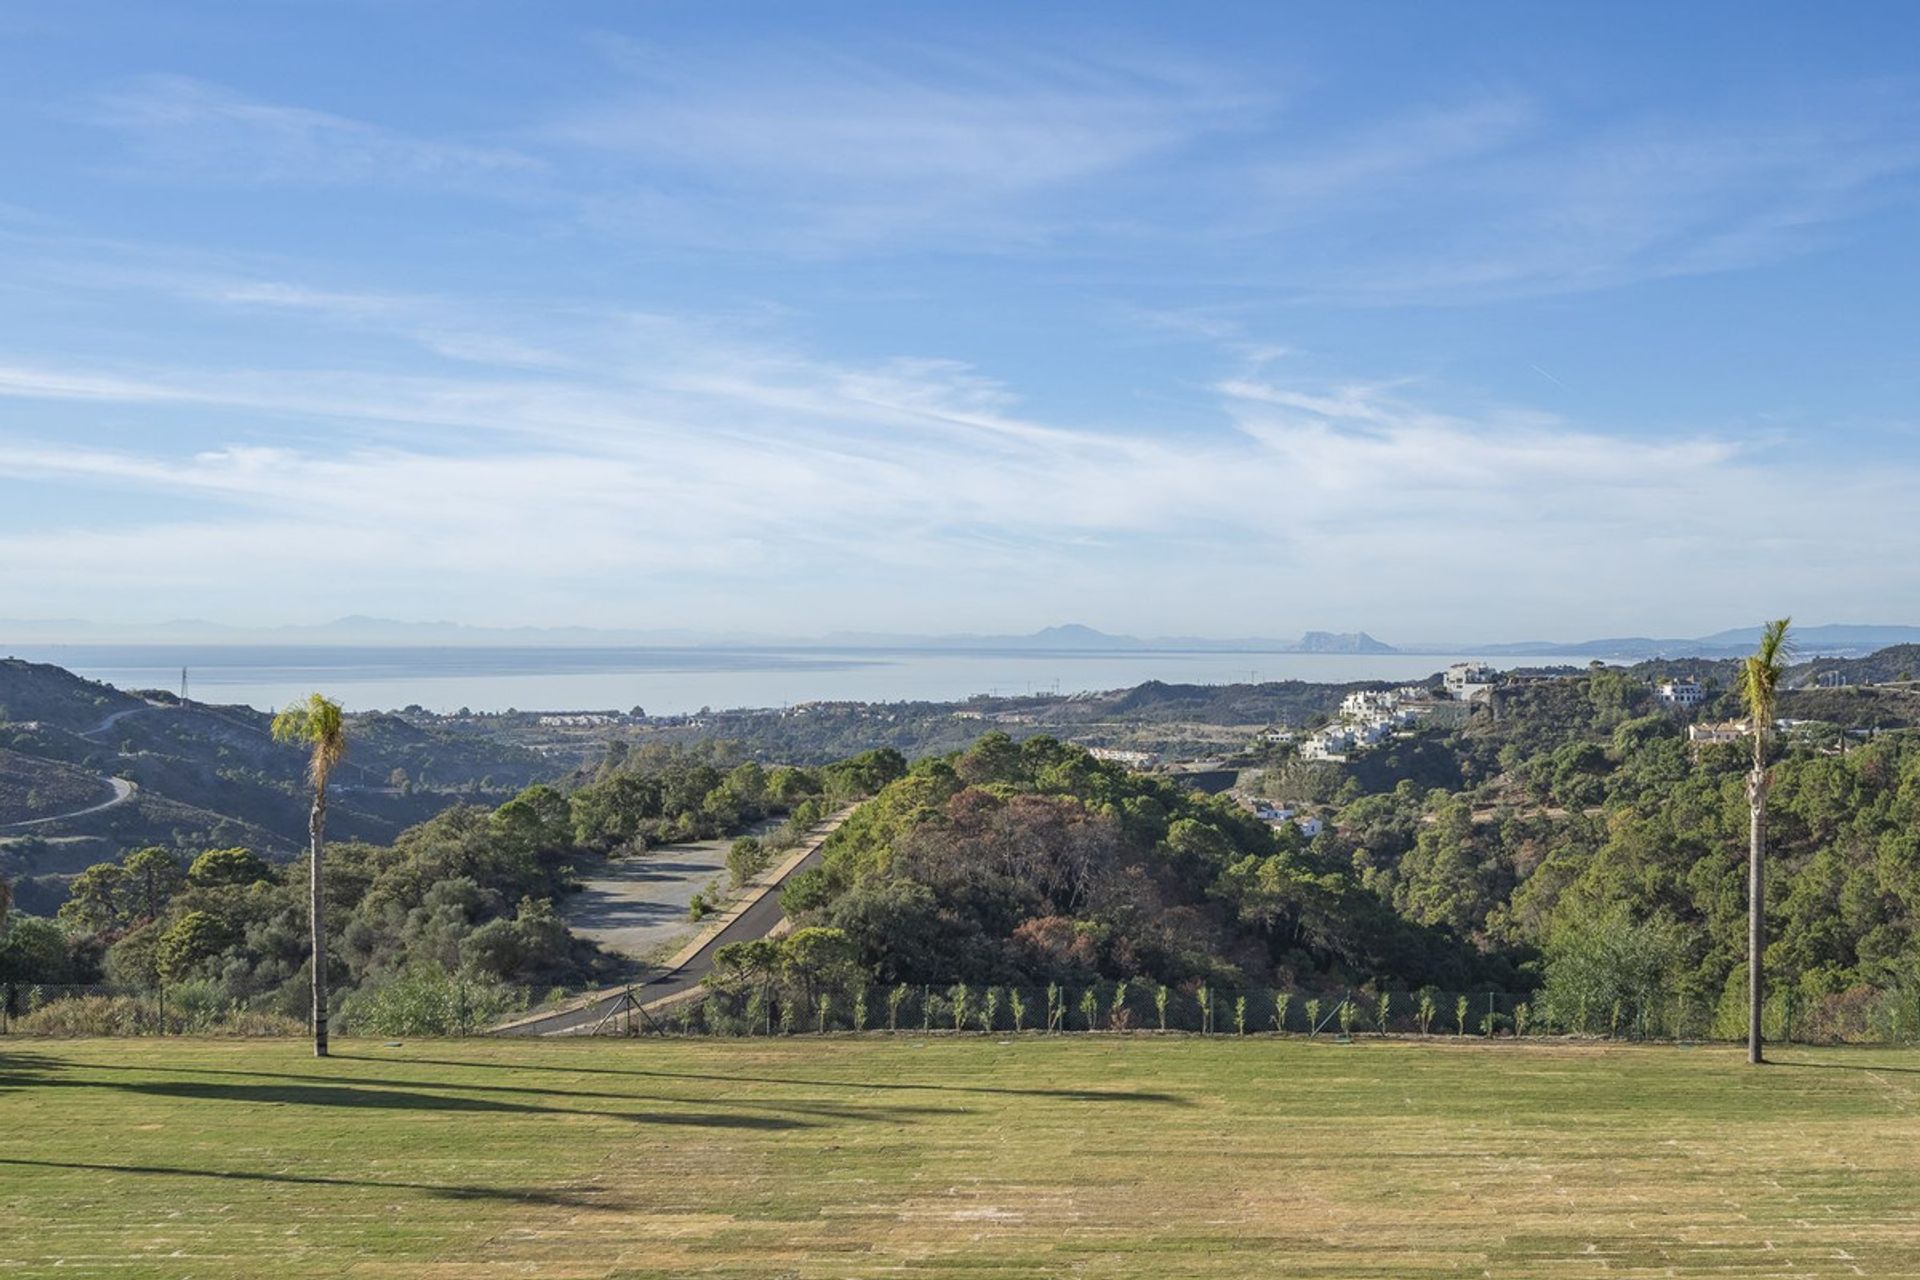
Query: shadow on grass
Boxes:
[
  {"xmin": 1772, "ymin": 1058, "xmax": 1920, "ymax": 1077},
  {"xmin": 31, "ymin": 1056, "xmax": 962, "ymax": 1122},
  {"xmin": 0, "ymin": 1157, "xmax": 621, "ymax": 1209},
  {"xmin": 15, "ymin": 1073, "xmax": 817, "ymax": 1129},
  {"xmin": 353, "ymin": 1052, "xmax": 1194, "ymax": 1105}
]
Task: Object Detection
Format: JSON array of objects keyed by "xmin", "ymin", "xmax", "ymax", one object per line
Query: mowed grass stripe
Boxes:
[{"xmin": 3, "ymin": 1037, "xmax": 1918, "ymax": 1277}]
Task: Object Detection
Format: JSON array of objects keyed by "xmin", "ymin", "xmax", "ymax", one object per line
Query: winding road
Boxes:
[
  {"xmin": 0, "ymin": 700, "xmax": 163, "ymax": 833},
  {"xmin": 495, "ymin": 804, "xmax": 855, "ymax": 1036},
  {"xmin": 0, "ymin": 776, "xmax": 138, "ymax": 831}
]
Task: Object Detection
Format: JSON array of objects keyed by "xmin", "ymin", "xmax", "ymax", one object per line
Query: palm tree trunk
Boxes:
[
  {"xmin": 310, "ymin": 786, "xmax": 329, "ymax": 1058},
  {"xmin": 1747, "ymin": 769, "xmax": 1766, "ymax": 1066}
]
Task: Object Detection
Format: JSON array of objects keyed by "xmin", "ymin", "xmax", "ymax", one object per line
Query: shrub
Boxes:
[
  {"xmin": 1046, "ymin": 983, "xmax": 1064, "ymax": 1033},
  {"xmin": 1305, "ymin": 997, "xmax": 1322, "ymax": 1037},
  {"xmin": 1155, "ymin": 983, "xmax": 1170, "ymax": 1031},
  {"xmin": 1234, "ymin": 995, "xmax": 1247, "ymax": 1036},
  {"xmin": 1079, "ymin": 987, "xmax": 1100, "ymax": 1031},
  {"xmin": 887, "ymin": 983, "xmax": 909, "ymax": 1032},
  {"xmin": 727, "ymin": 837, "xmax": 770, "ymax": 888},
  {"xmin": 18, "ymin": 993, "xmax": 301, "ymax": 1037},
  {"xmin": 981, "ymin": 986, "xmax": 1000, "ymax": 1033},
  {"xmin": 1110, "ymin": 980, "xmax": 1132, "ymax": 1032},
  {"xmin": 949, "ymin": 983, "xmax": 971, "ymax": 1031},
  {"xmin": 1455, "ymin": 995, "xmax": 1469, "ymax": 1037},
  {"xmin": 1375, "ymin": 992, "xmax": 1391, "ymax": 1036},
  {"xmin": 1273, "ymin": 992, "xmax": 1291, "ymax": 1033},
  {"xmin": 1009, "ymin": 988, "xmax": 1028, "ymax": 1032},
  {"xmin": 1417, "ymin": 992, "xmax": 1436, "ymax": 1036},
  {"xmin": 1197, "ymin": 985, "xmax": 1213, "ymax": 1034},
  {"xmin": 1337, "ymin": 999, "xmax": 1355, "ymax": 1038},
  {"xmin": 1513, "ymin": 1001, "xmax": 1531, "ymax": 1038},
  {"xmin": 338, "ymin": 965, "xmax": 527, "ymax": 1036},
  {"xmin": 852, "ymin": 987, "xmax": 869, "ymax": 1032}
]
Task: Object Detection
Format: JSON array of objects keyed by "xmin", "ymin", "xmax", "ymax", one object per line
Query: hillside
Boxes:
[{"xmin": 0, "ymin": 658, "xmax": 553, "ymax": 898}]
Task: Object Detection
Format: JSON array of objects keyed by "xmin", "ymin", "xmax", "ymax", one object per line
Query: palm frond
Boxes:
[
  {"xmin": 272, "ymin": 692, "xmax": 348, "ymax": 786},
  {"xmin": 1739, "ymin": 618, "xmax": 1791, "ymax": 751}
]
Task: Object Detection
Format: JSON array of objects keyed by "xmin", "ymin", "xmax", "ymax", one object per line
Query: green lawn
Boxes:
[{"xmin": 4, "ymin": 1035, "xmax": 1919, "ymax": 1278}]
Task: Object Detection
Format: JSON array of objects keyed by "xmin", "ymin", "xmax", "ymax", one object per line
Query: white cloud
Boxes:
[
  {"xmin": 87, "ymin": 75, "xmax": 540, "ymax": 188},
  {"xmin": 1231, "ymin": 91, "xmax": 1920, "ymax": 303},
  {"xmin": 0, "ymin": 293, "xmax": 1908, "ymax": 637},
  {"xmin": 550, "ymin": 42, "xmax": 1264, "ymax": 250}
]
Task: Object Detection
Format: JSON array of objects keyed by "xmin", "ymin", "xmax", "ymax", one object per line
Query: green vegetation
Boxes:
[
  {"xmin": 4, "ymin": 1036, "xmax": 1918, "ymax": 1277},
  {"xmin": 1323, "ymin": 664, "xmax": 1920, "ymax": 1041},
  {"xmin": 0, "ymin": 741, "xmax": 896, "ymax": 1035},
  {"xmin": 786, "ymin": 731, "xmax": 1512, "ymax": 993}
]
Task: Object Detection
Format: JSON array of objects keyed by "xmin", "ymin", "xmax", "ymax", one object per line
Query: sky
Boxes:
[{"xmin": 2, "ymin": 1, "xmax": 1918, "ymax": 644}]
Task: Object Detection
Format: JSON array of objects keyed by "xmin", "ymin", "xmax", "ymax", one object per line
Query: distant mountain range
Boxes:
[
  {"xmin": 1456, "ymin": 624, "xmax": 1920, "ymax": 661},
  {"xmin": 4, "ymin": 616, "xmax": 1916, "ymax": 660}
]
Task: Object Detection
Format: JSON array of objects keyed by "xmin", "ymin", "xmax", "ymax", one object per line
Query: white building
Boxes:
[
  {"xmin": 1340, "ymin": 689, "xmax": 1398, "ymax": 720},
  {"xmin": 1296, "ymin": 816, "xmax": 1324, "ymax": 838},
  {"xmin": 1443, "ymin": 662, "xmax": 1498, "ymax": 701},
  {"xmin": 1300, "ymin": 727, "xmax": 1354, "ymax": 761},
  {"xmin": 1656, "ymin": 679, "xmax": 1708, "ymax": 708}
]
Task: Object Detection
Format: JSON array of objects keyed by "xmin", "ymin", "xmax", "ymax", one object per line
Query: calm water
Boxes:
[{"xmin": 3, "ymin": 643, "xmax": 1574, "ymax": 716}]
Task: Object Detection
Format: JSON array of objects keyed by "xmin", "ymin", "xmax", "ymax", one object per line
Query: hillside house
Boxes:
[
  {"xmin": 1443, "ymin": 662, "xmax": 1497, "ymax": 701},
  {"xmin": 1688, "ymin": 720, "xmax": 1750, "ymax": 748},
  {"xmin": 1656, "ymin": 679, "xmax": 1708, "ymax": 708}
]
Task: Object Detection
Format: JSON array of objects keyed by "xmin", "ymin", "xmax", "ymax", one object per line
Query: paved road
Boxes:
[
  {"xmin": 0, "ymin": 700, "xmax": 158, "ymax": 832},
  {"xmin": 80, "ymin": 702, "xmax": 162, "ymax": 739},
  {"xmin": 497, "ymin": 807, "xmax": 852, "ymax": 1036},
  {"xmin": 0, "ymin": 776, "xmax": 138, "ymax": 831}
]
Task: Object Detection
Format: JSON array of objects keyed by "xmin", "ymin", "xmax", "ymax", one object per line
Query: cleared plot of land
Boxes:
[
  {"xmin": 561, "ymin": 828, "xmax": 769, "ymax": 959},
  {"xmin": 3, "ymin": 1037, "xmax": 1919, "ymax": 1278}
]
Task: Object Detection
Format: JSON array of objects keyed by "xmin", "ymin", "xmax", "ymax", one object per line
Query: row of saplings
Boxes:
[{"xmin": 686, "ymin": 930, "xmax": 1652, "ymax": 1039}]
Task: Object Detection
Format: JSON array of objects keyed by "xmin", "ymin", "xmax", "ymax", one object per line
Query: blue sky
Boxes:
[{"xmin": 2, "ymin": 1, "xmax": 1918, "ymax": 641}]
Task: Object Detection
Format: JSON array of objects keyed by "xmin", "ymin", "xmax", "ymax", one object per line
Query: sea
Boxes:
[{"xmin": 1, "ymin": 643, "xmax": 1585, "ymax": 717}]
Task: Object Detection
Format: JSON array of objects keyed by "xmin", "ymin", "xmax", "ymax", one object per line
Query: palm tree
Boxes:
[
  {"xmin": 1739, "ymin": 619, "xmax": 1790, "ymax": 1066},
  {"xmin": 272, "ymin": 693, "xmax": 347, "ymax": 1057}
]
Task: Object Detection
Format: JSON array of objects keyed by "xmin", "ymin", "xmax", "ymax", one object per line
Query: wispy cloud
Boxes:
[
  {"xmin": 0, "ymin": 281, "xmax": 1908, "ymax": 635},
  {"xmin": 87, "ymin": 74, "xmax": 540, "ymax": 188},
  {"xmin": 1227, "ymin": 89, "xmax": 1920, "ymax": 303},
  {"xmin": 550, "ymin": 41, "xmax": 1265, "ymax": 251}
]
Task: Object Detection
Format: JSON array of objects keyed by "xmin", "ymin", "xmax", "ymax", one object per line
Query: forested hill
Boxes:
[
  {"xmin": 773, "ymin": 664, "xmax": 1920, "ymax": 1038},
  {"xmin": 779, "ymin": 732, "xmax": 1519, "ymax": 992}
]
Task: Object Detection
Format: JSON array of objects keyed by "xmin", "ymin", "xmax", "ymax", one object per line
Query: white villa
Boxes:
[
  {"xmin": 1443, "ymin": 662, "xmax": 1498, "ymax": 701},
  {"xmin": 1656, "ymin": 678, "xmax": 1708, "ymax": 708}
]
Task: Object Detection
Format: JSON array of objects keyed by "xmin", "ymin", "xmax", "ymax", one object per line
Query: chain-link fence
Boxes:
[
  {"xmin": 581, "ymin": 981, "xmax": 1920, "ymax": 1045},
  {"xmin": 11, "ymin": 979, "xmax": 1920, "ymax": 1045}
]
